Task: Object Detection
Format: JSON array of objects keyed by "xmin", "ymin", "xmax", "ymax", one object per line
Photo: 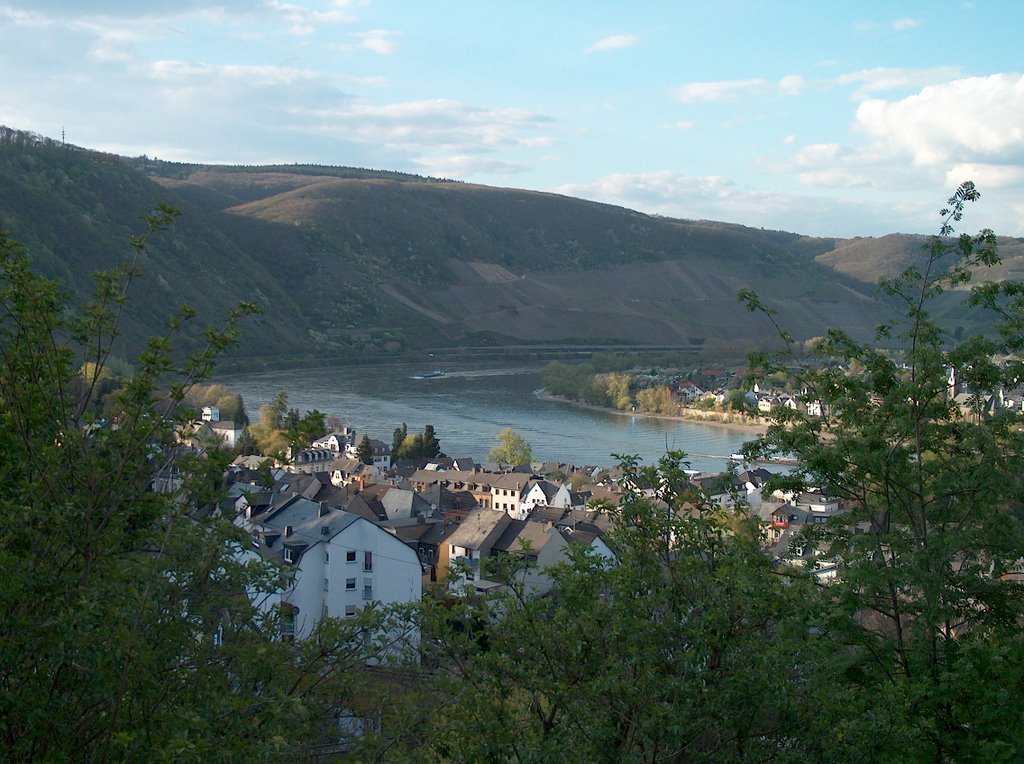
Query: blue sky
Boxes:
[{"xmin": 2, "ymin": 1, "xmax": 1022, "ymax": 237}]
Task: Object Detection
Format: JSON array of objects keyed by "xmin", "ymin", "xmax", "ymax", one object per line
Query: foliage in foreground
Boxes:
[
  {"xmin": 0, "ymin": 216, "xmax": 405, "ymax": 762},
  {"xmin": 408, "ymin": 454, "xmax": 815, "ymax": 763},
  {"xmin": 8, "ymin": 184, "xmax": 1024, "ymax": 763},
  {"xmin": 740, "ymin": 182, "xmax": 1024, "ymax": 761},
  {"xmin": 380, "ymin": 185, "xmax": 1024, "ymax": 763}
]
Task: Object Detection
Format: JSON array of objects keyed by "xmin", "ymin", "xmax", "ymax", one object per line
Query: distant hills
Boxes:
[{"xmin": 1, "ymin": 127, "xmax": 1020, "ymax": 369}]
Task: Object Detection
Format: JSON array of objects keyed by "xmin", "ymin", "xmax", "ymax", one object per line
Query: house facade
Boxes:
[
  {"xmin": 517, "ymin": 479, "xmax": 572, "ymax": 521},
  {"xmin": 345, "ymin": 438, "xmax": 392, "ymax": 471},
  {"xmin": 241, "ymin": 496, "xmax": 422, "ymax": 640}
]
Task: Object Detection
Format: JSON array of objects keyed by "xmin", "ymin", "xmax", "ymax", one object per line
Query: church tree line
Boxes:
[{"xmin": 6, "ymin": 186, "xmax": 1024, "ymax": 761}]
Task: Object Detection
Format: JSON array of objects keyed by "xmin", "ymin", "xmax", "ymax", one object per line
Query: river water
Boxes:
[{"xmin": 218, "ymin": 364, "xmax": 755, "ymax": 474}]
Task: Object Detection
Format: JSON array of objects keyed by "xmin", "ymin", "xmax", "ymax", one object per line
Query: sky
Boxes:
[{"xmin": 2, "ymin": 1, "xmax": 1023, "ymax": 238}]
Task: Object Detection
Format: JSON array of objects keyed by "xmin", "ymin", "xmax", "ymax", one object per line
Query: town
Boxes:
[{"xmin": 185, "ymin": 346, "xmax": 1016, "ymax": 641}]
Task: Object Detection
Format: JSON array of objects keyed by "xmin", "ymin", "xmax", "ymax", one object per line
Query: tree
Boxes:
[
  {"xmin": 287, "ymin": 408, "xmax": 326, "ymax": 448},
  {"xmin": 392, "ymin": 422, "xmax": 408, "ymax": 454},
  {"xmin": 741, "ymin": 182, "xmax": 1024, "ymax": 759},
  {"xmin": 421, "ymin": 423, "xmax": 441, "ymax": 458},
  {"xmin": 603, "ymin": 371, "xmax": 633, "ymax": 410},
  {"xmin": 488, "ymin": 427, "xmax": 534, "ymax": 466},
  {"xmin": 356, "ymin": 433, "xmax": 375, "ymax": 465},
  {"xmin": 393, "ymin": 424, "xmax": 443, "ymax": 460},
  {"xmin": 247, "ymin": 392, "xmax": 324, "ymax": 455},
  {"xmin": 725, "ymin": 388, "xmax": 749, "ymax": 412},
  {"xmin": 249, "ymin": 396, "xmax": 285, "ymax": 454},
  {"xmin": 266, "ymin": 389, "xmax": 288, "ymax": 429},
  {"xmin": 234, "ymin": 425, "xmax": 259, "ymax": 456},
  {"xmin": 0, "ymin": 214, "xmax": 403, "ymax": 761},
  {"xmin": 636, "ymin": 384, "xmax": 677, "ymax": 414},
  {"xmin": 414, "ymin": 453, "xmax": 821, "ymax": 761}
]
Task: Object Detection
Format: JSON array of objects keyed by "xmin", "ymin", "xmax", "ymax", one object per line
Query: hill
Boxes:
[{"xmin": 1, "ymin": 127, "xmax": 1007, "ymax": 367}]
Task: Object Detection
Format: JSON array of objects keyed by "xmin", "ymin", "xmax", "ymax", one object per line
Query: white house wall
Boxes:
[{"xmin": 284, "ymin": 518, "xmax": 421, "ymax": 640}]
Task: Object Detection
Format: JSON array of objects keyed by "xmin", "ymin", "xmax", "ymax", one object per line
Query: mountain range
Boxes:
[{"xmin": 2, "ymin": 127, "xmax": 1020, "ymax": 369}]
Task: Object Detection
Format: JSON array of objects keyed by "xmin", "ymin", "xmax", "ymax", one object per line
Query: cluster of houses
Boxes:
[
  {"xmin": 197, "ymin": 362, "xmax": 1021, "ymax": 641},
  {"xmin": 219, "ymin": 425, "xmax": 851, "ymax": 640},
  {"xmin": 644, "ymin": 361, "xmax": 1024, "ymax": 421}
]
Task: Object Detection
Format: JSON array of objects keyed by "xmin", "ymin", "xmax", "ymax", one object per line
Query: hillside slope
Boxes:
[{"xmin": 1, "ymin": 128, "xmax": 990, "ymax": 366}]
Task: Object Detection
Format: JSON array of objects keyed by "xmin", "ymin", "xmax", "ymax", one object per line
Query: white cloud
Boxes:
[
  {"xmin": 671, "ymin": 78, "xmax": 766, "ymax": 102},
  {"xmin": 5, "ymin": 0, "xmax": 255, "ymax": 12},
  {"xmin": 416, "ymin": 155, "xmax": 528, "ymax": 177},
  {"xmin": 263, "ymin": 0, "xmax": 356, "ymax": 34},
  {"xmin": 668, "ymin": 120, "xmax": 694, "ymax": 130},
  {"xmin": 150, "ymin": 60, "xmax": 325, "ymax": 87},
  {"xmin": 778, "ymin": 75, "xmax": 806, "ymax": 96},
  {"xmin": 347, "ymin": 29, "xmax": 400, "ymax": 54},
  {"xmin": 891, "ymin": 17, "xmax": 921, "ymax": 30},
  {"xmin": 552, "ymin": 170, "xmax": 910, "ymax": 236},
  {"xmin": 797, "ymin": 169, "xmax": 875, "ymax": 189},
  {"xmin": 584, "ymin": 34, "xmax": 639, "ymax": 53},
  {"xmin": 317, "ymin": 99, "xmax": 552, "ymax": 152},
  {"xmin": 944, "ymin": 163, "xmax": 1024, "ymax": 189},
  {"xmin": 755, "ymin": 74, "xmax": 1024, "ymax": 236},
  {"xmin": 0, "ymin": 6, "xmax": 55, "ymax": 26},
  {"xmin": 854, "ymin": 74, "xmax": 1024, "ymax": 167},
  {"xmin": 835, "ymin": 66, "xmax": 962, "ymax": 96},
  {"xmin": 672, "ymin": 75, "xmax": 806, "ymax": 102},
  {"xmin": 556, "ymin": 171, "xmax": 737, "ymax": 209}
]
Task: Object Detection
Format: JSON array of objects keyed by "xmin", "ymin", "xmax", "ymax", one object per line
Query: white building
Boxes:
[
  {"xmin": 516, "ymin": 479, "xmax": 572, "ymax": 521},
  {"xmin": 244, "ymin": 495, "xmax": 422, "ymax": 640},
  {"xmin": 344, "ymin": 438, "xmax": 392, "ymax": 471},
  {"xmin": 313, "ymin": 429, "xmax": 355, "ymax": 452}
]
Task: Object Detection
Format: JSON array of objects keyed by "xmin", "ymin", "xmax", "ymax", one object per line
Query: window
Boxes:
[
  {"xmin": 324, "ymin": 551, "xmax": 329, "ymax": 563},
  {"xmin": 346, "ymin": 550, "xmax": 357, "ymax": 563},
  {"xmin": 324, "ymin": 577, "xmax": 329, "ymax": 591},
  {"xmin": 283, "ymin": 547, "xmax": 293, "ymax": 564},
  {"xmin": 363, "ymin": 579, "xmax": 373, "ymax": 600},
  {"xmin": 346, "ymin": 577, "xmax": 356, "ymax": 590},
  {"xmin": 345, "ymin": 604, "xmax": 357, "ymax": 617},
  {"xmin": 363, "ymin": 551, "xmax": 373, "ymax": 572}
]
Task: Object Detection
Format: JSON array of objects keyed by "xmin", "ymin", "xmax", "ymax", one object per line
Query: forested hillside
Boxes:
[{"xmin": 2, "ymin": 127, "xmax": 1011, "ymax": 367}]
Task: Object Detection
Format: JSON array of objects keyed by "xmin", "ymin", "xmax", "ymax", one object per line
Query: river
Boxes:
[{"xmin": 218, "ymin": 364, "xmax": 756, "ymax": 474}]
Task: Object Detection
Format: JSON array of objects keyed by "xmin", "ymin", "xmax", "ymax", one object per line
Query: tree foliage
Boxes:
[
  {"xmin": 635, "ymin": 384, "xmax": 678, "ymax": 414},
  {"xmin": 356, "ymin": 432, "xmax": 375, "ymax": 465},
  {"xmin": 413, "ymin": 453, "xmax": 821, "ymax": 762},
  {"xmin": 394, "ymin": 184, "xmax": 1024, "ymax": 762},
  {"xmin": 245, "ymin": 391, "xmax": 325, "ymax": 456},
  {"xmin": 488, "ymin": 427, "xmax": 534, "ymax": 466},
  {"xmin": 185, "ymin": 382, "xmax": 248, "ymax": 425},
  {"xmin": 0, "ymin": 215, "xmax": 404, "ymax": 761},
  {"xmin": 393, "ymin": 423, "xmax": 442, "ymax": 460},
  {"xmin": 740, "ymin": 182, "xmax": 1024, "ymax": 760}
]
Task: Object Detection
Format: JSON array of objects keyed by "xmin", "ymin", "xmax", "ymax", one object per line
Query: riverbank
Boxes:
[{"xmin": 536, "ymin": 391, "xmax": 770, "ymax": 436}]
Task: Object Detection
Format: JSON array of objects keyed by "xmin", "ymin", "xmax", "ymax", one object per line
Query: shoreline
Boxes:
[{"xmin": 536, "ymin": 391, "xmax": 769, "ymax": 436}]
